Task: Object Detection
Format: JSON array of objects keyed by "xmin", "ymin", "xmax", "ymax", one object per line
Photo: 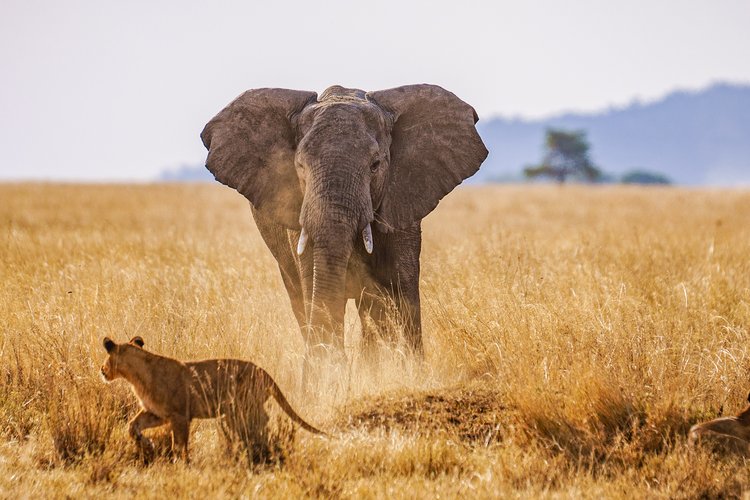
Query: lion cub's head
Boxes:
[{"xmin": 101, "ymin": 336, "xmax": 146, "ymax": 381}]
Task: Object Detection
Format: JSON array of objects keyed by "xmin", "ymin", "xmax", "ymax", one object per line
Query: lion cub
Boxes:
[
  {"xmin": 688, "ymin": 393, "xmax": 750, "ymax": 456},
  {"xmin": 101, "ymin": 336, "xmax": 324, "ymax": 462}
]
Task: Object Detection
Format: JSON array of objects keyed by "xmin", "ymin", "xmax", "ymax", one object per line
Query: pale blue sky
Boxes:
[{"xmin": 1, "ymin": 0, "xmax": 749, "ymax": 180}]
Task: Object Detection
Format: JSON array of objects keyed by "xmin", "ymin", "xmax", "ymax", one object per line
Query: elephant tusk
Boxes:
[
  {"xmin": 297, "ymin": 227, "xmax": 308, "ymax": 255},
  {"xmin": 362, "ymin": 223, "xmax": 373, "ymax": 254}
]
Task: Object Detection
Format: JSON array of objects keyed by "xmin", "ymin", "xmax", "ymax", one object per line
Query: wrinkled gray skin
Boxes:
[{"xmin": 201, "ymin": 85, "xmax": 488, "ymax": 364}]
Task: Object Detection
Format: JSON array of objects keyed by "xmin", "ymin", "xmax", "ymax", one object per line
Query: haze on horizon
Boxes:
[{"xmin": 1, "ymin": 0, "xmax": 749, "ymax": 181}]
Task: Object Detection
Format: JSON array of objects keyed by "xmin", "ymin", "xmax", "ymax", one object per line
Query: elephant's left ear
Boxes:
[{"xmin": 366, "ymin": 85, "xmax": 488, "ymax": 231}]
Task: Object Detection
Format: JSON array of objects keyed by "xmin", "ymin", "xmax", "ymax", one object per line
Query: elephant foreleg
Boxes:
[
  {"xmin": 354, "ymin": 222, "xmax": 424, "ymax": 358},
  {"xmin": 355, "ymin": 283, "xmax": 422, "ymax": 359},
  {"xmin": 395, "ymin": 285, "xmax": 423, "ymax": 356},
  {"xmin": 388, "ymin": 224, "xmax": 424, "ymax": 356},
  {"xmin": 277, "ymin": 229, "xmax": 313, "ymax": 331},
  {"xmin": 251, "ymin": 208, "xmax": 309, "ymax": 331},
  {"xmin": 277, "ymin": 263, "xmax": 306, "ymax": 329}
]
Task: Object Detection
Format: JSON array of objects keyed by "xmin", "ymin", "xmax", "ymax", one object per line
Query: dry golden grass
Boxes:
[{"xmin": 1, "ymin": 183, "xmax": 750, "ymax": 498}]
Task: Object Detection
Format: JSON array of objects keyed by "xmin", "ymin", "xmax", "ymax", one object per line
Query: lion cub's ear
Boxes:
[
  {"xmin": 746, "ymin": 391, "xmax": 750, "ymax": 404},
  {"xmin": 129, "ymin": 336, "xmax": 145, "ymax": 348},
  {"xmin": 103, "ymin": 337, "xmax": 116, "ymax": 353}
]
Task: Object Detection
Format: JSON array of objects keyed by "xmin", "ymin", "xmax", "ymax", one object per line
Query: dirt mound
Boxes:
[{"xmin": 335, "ymin": 384, "xmax": 510, "ymax": 446}]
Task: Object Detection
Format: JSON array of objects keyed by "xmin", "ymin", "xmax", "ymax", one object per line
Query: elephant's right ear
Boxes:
[{"xmin": 201, "ymin": 89, "xmax": 317, "ymax": 228}]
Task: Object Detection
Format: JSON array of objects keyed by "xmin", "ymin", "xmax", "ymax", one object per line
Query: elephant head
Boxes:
[{"xmin": 201, "ymin": 84, "xmax": 488, "ymax": 344}]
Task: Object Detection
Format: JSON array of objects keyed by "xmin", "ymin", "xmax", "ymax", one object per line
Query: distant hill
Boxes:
[
  {"xmin": 476, "ymin": 83, "xmax": 750, "ymax": 185},
  {"xmin": 159, "ymin": 83, "xmax": 750, "ymax": 185}
]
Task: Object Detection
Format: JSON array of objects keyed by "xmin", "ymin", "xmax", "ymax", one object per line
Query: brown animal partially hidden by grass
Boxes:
[
  {"xmin": 688, "ymin": 393, "xmax": 750, "ymax": 456},
  {"xmin": 100, "ymin": 336, "xmax": 324, "ymax": 462}
]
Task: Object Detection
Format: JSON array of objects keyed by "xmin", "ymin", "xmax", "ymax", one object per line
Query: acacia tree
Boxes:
[{"xmin": 524, "ymin": 128, "xmax": 601, "ymax": 183}]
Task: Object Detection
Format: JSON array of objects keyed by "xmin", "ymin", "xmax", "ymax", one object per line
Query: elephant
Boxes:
[{"xmin": 200, "ymin": 84, "xmax": 488, "ymax": 364}]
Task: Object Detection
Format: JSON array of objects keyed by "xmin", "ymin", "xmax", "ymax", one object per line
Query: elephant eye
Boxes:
[{"xmin": 370, "ymin": 160, "xmax": 381, "ymax": 173}]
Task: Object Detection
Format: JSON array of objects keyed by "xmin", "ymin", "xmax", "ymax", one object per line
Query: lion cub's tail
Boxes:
[{"xmin": 269, "ymin": 382, "xmax": 327, "ymax": 436}]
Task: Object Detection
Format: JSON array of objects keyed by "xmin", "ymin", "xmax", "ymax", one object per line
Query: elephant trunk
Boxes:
[
  {"xmin": 306, "ymin": 226, "xmax": 353, "ymax": 355},
  {"xmin": 299, "ymin": 158, "xmax": 374, "ymax": 356}
]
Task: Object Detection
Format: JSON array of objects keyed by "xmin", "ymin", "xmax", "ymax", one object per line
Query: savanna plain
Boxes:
[{"xmin": 1, "ymin": 183, "xmax": 750, "ymax": 498}]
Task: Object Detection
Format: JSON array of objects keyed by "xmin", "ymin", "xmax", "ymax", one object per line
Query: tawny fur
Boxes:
[
  {"xmin": 688, "ymin": 394, "xmax": 750, "ymax": 456},
  {"xmin": 101, "ymin": 336, "xmax": 323, "ymax": 462}
]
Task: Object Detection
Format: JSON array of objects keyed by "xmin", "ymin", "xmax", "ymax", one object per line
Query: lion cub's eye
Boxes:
[{"xmin": 370, "ymin": 160, "xmax": 381, "ymax": 173}]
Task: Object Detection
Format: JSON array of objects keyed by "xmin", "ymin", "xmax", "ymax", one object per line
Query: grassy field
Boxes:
[{"xmin": 1, "ymin": 183, "xmax": 750, "ymax": 498}]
